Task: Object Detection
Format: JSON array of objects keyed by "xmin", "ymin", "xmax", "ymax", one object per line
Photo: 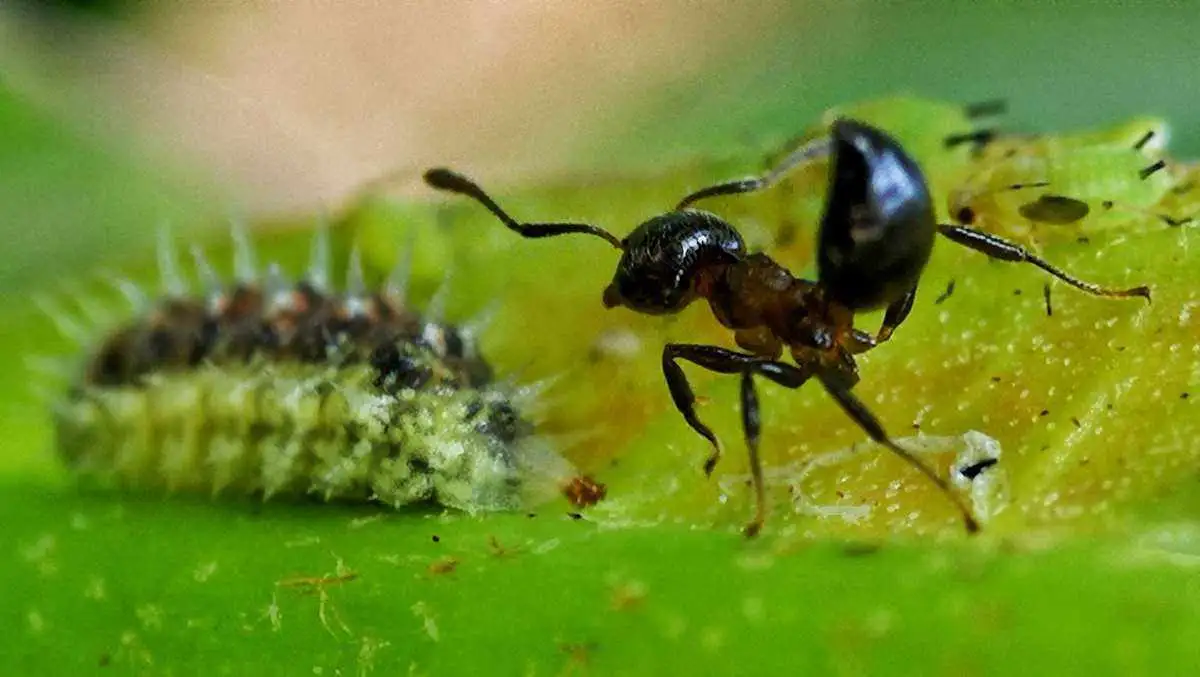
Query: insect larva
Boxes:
[{"xmin": 40, "ymin": 224, "xmax": 583, "ymax": 513}]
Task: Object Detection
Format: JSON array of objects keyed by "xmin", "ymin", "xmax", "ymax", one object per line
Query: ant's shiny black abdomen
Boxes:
[{"xmin": 819, "ymin": 120, "xmax": 936, "ymax": 311}]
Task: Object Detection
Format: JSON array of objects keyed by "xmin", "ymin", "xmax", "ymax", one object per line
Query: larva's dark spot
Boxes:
[
  {"xmin": 1017, "ymin": 195, "xmax": 1090, "ymax": 225},
  {"xmin": 44, "ymin": 227, "xmax": 582, "ymax": 514}
]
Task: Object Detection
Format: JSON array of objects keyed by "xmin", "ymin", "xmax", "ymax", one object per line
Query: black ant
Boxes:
[{"xmin": 424, "ymin": 119, "xmax": 981, "ymax": 537}]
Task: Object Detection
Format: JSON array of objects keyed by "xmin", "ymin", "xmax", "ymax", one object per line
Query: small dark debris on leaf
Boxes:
[
  {"xmin": 431, "ymin": 534, "xmax": 440, "ymax": 543},
  {"xmin": 488, "ymin": 535, "xmax": 519, "ymax": 558},
  {"xmin": 562, "ymin": 475, "xmax": 608, "ymax": 508},
  {"xmin": 428, "ymin": 556, "xmax": 459, "ymax": 576},
  {"xmin": 958, "ymin": 457, "xmax": 999, "ymax": 481},
  {"xmin": 1071, "ymin": 417, "xmax": 1082, "ymax": 428},
  {"xmin": 934, "ymin": 279, "xmax": 956, "ymax": 305}
]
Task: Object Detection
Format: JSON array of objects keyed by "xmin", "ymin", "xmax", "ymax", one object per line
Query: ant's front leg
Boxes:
[{"xmin": 662, "ymin": 343, "xmax": 814, "ymax": 536}]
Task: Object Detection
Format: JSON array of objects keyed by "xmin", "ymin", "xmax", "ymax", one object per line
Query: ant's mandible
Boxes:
[{"xmin": 424, "ymin": 119, "xmax": 979, "ymax": 537}]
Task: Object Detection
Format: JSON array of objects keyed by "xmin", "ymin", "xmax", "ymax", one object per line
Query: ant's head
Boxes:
[
  {"xmin": 817, "ymin": 119, "xmax": 937, "ymax": 311},
  {"xmin": 602, "ymin": 211, "xmax": 744, "ymax": 314},
  {"xmin": 423, "ymin": 168, "xmax": 743, "ymax": 316}
]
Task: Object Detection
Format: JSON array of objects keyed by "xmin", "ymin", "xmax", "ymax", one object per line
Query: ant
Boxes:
[{"xmin": 424, "ymin": 119, "xmax": 981, "ymax": 537}]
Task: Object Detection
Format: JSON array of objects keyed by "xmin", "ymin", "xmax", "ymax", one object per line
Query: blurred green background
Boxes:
[{"xmin": 2, "ymin": 2, "xmax": 1198, "ymax": 675}]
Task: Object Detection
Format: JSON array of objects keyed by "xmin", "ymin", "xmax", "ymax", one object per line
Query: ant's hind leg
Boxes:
[
  {"xmin": 937, "ymin": 224, "xmax": 1151, "ymax": 301},
  {"xmin": 816, "ymin": 372, "xmax": 980, "ymax": 533}
]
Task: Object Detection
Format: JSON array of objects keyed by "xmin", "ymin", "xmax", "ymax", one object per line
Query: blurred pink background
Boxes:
[{"xmin": 0, "ymin": 3, "xmax": 800, "ymax": 214}]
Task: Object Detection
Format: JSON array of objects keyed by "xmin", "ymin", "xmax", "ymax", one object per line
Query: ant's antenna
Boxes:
[
  {"xmin": 423, "ymin": 168, "xmax": 624, "ymax": 249},
  {"xmin": 675, "ymin": 136, "xmax": 832, "ymax": 210}
]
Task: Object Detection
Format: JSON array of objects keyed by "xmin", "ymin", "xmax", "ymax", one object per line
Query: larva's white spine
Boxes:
[{"xmin": 156, "ymin": 225, "xmax": 189, "ymax": 298}]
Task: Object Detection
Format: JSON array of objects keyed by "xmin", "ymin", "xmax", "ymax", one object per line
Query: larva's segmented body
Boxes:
[{"xmin": 44, "ymin": 227, "xmax": 580, "ymax": 513}]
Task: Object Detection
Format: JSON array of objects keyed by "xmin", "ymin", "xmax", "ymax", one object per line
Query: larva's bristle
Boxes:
[
  {"xmin": 307, "ymin": 223, "xmax": 332, "ymax": 292},
  {"xmin": 344, "ymin": 245, "xmax": 366, "ymax": 299},
  {"xmin": 34, "ymin": 293, "xmax": 91, "ymax": 345},
  {"xmin": 157, "ymin": 225, "xmax": 188, "ymax": 298},
  {"xmin": 101, "ymin": 272, "xmax": 149, "ymax": 312},
  {"xmin": 63, "ymin": 281, "xmax": 111, "ymax": 326},
  {"xmin": 190, "ymin": 244, "xmax": 222, "ymax": 301},
  {"xmin": 384, "ymin": 231, "xmax": 415, "ymax": 306},
  {"xmin": 230, "ymin": 221, "xmax": 257, "ymax": 283},
  {"xmin": 424, "ymin": 267, "xmax": 453, "ymax": 325}
]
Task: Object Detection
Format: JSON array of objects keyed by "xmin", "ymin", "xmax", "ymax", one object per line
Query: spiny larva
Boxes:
[{"xmin": 38, "ymin": 225, "xmax": 598, "ymax": 513}]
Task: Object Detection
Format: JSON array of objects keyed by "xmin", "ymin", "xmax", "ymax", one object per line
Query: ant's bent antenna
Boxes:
[
  {"xmin": 675, "ymin": 136, "xmax": 832, "ymax": 210},
  {"xmin": 424, "ymin": 168, "xmax": 624, "ymax": 249}
]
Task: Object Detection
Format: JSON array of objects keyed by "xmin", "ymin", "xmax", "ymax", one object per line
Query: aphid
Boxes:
[
  {"xmin": 42, "ymin": 225, "xmax": 579, "ymax": 514},
  {"xmin": 951, "ymin": 133, "xmax": 1178, "ymax": 243},
  {"xmin": 423, "ymin": 119, "xmax": 985, "ymax": 537}
]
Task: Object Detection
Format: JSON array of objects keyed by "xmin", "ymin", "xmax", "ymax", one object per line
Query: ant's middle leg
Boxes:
[
  {"xmin": 937, "ymin": 224, "xmax": 1151, "ymax": 300},
  {"xmin": 662, "ymin": 343, "xmax": 814, "ymax": 536},
  {"xmin": 676, "ymin": 136, "xmax": 833, "ymax": 210}
]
